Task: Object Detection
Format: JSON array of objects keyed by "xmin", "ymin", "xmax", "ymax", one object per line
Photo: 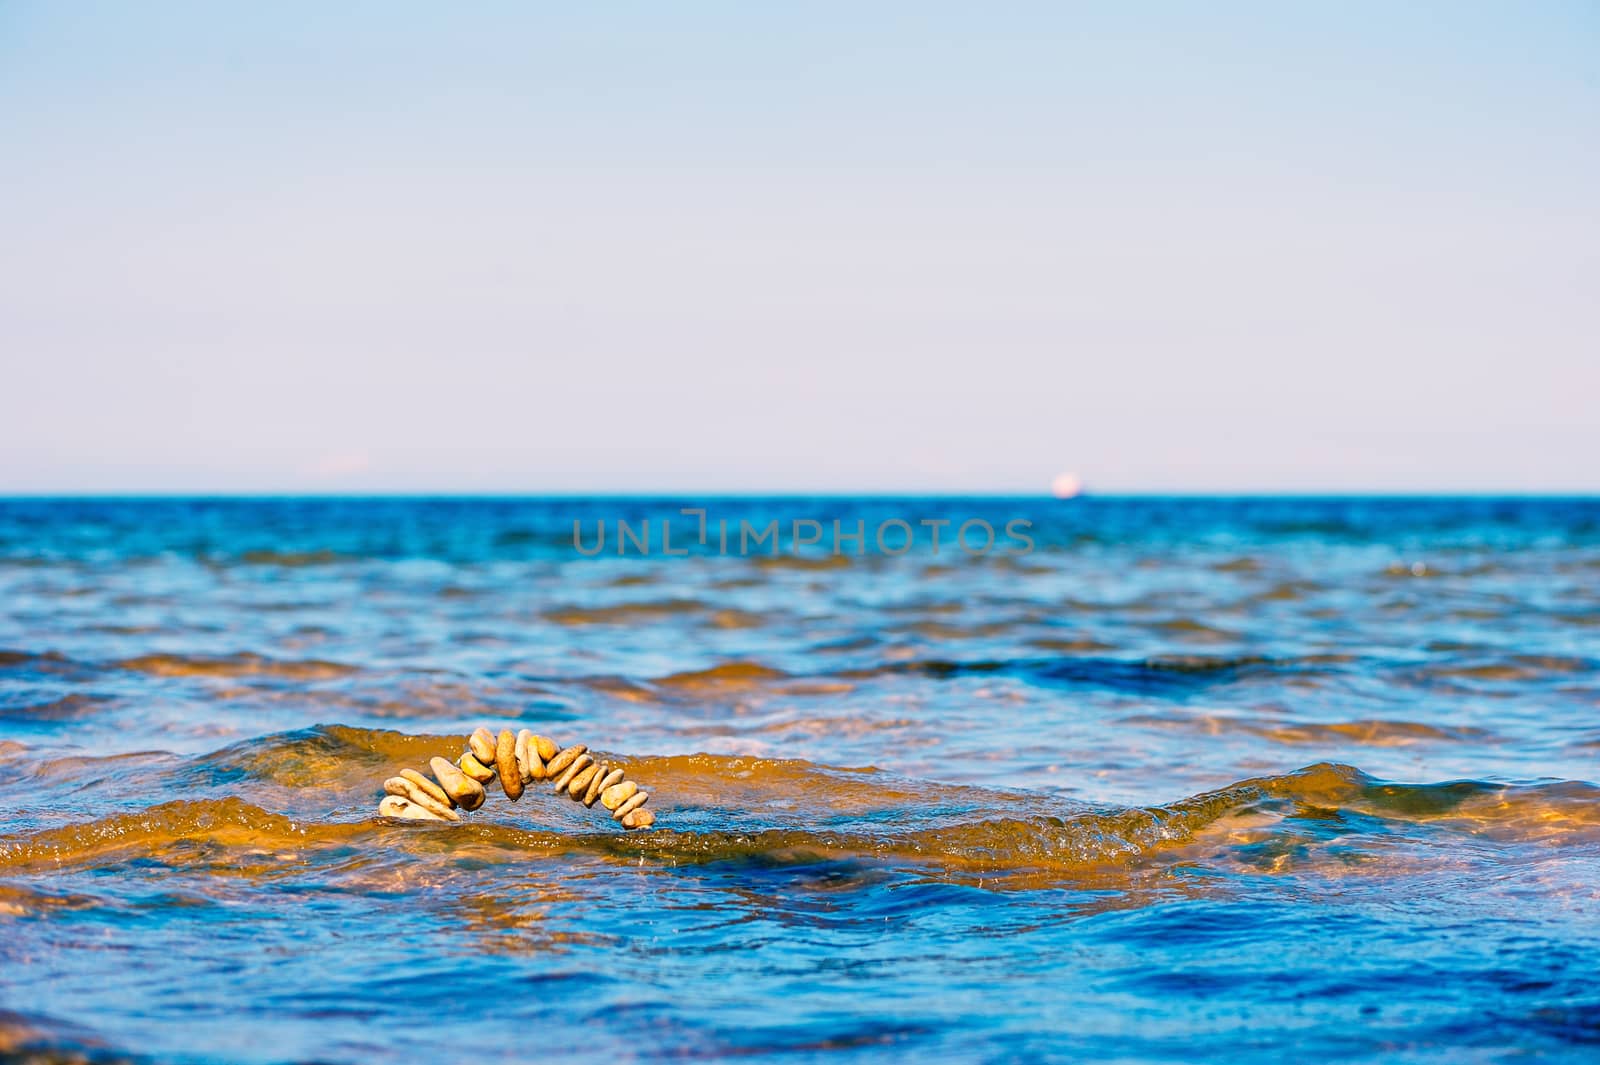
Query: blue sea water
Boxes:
[{"xmin": 0, "ymin": 497, "xmax": 1597, "ymax": 1062}]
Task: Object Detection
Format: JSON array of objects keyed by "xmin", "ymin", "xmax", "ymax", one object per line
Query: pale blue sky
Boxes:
[{"xmin": 1, "ymin": 1, "xmax": 1595, "ymax": 493}]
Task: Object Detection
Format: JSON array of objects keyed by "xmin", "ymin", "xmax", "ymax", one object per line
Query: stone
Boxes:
[
  {"xmin": 431, "ymin": 756, "xmax": 486, "ymax": 811},
  {"xmin": 600, "ymin": 780, "xmax": 637, "ymax": 811},
  {"xmin": 551, "ymin": 752, "xmax": 593, "ymax": 791},
  {"xmin": 533, "ymin": 735, "xmax": 559, "ymax": 761},
  {"xmin": 400, "ymin": 768, "xmax": 453, "ymax": 809},
  {"xmin": 566, "ymin": 763, "xmax": 599, "ymax": 799},
  {"xmin": 544, "ymin": 744, "xmax": 586, "ymax": 778},
  {"xmin": 621, "ymin": 809, "xmax": 654, "ymax": 830},
  {"xmin": 468, "ymin": 727, "xmax": 497, "ymax": 764},
  {"xmin": 584, "ymin": 765, "xmax": 619, "ymax": 807},
  {"xmin": 458, "ymin": 752, "xmax": 496, "ymax": 784},
  {"xmin": 384, "ymin": 776, "xmax": 461, "ymax": 822},
  {"xmin": 515, "ymin": 729, "xmax": 541, "ymax": 782},
  {"xmin": 378, "ymin": 795, "xmax": 448, "ymax": 822},
  {"xmin": 496, "ymin": 729, "xmax": 523, "ymax": 800},
  {"xmin": 612, "ymin": 791, "xmax": 648, "ymax": 821}
]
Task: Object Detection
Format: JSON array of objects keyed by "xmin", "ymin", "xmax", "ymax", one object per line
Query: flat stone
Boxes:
[
  {"xmin": 611, "ymin": 791, "xmax": 648, "ymax": 821},
  {"xmin": 431, "ymin": 756, "xmax": 486, "ymax": 811},
  {"xmin": 515, "ymin": 729, "xmax": 541, "ymax": 782},
  {"xmin": 621, "ymin": 809, "xmax": 655, "ymax": 830},
  {"xmin": 533, "ymin": 735, "xmax": 559, "ymax": 761},
  {"xmin": 600, "ymin": 780, "xmax": 637, "ymax": 811},
  {"xmin": 377, "ymin": 795, "xmax": 415, "ymax": 818},
  {"xmin": 378, "ymin": 795, "xmax": 448, "ymax": 822},
  {"xmin": 566, "ymin": 763, "xmax": 600, "ymax": 799},
  {"xmin": 584, "ymin": 765, "xmax": 619, "ymax": 807},
  {"xmin": 544, "ymin": 744, "xmax": 587, "ymax": 778},
  {"xmin": 496, "ymin": 729, "xmax": 523, "ymax": 800},
  {"xmin": 400, "ymin": 768, "xmax": 453, "ymax": 809},
  {"xmin": 551, "ymin": 752, "xmax": 593, "ymax": 791},
  {"xmin": 468, "ymin": 727, "xmax": 497, "ymax": 764},
  {"xmin": 458, "ymin": 752, "xmax": 496, "ymax": 784},
  {"xmin": 384, "ymin": 776, "xmax": 461, "ymax": 821}
]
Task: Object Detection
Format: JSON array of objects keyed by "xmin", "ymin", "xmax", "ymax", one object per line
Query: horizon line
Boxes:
[{"xmin": 2, "ymin": 490, "xmax": 1598, "ymax": 501}]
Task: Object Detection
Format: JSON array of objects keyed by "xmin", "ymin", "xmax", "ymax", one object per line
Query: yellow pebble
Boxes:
[
  {"xmin": 552, "ymin": 753, "xmax": 593, "ymax": 791},
  {"xmin": 496, "ymin": 729, "xmax": 523, "ymax": 801},
  {"xmin": 400, "ymin": 768, "xmax": 453, "ymax": 809},
  {"xmin": 515, "ymin": 730, "xmax": 541, "ymax": 782},
  {"xmin": 430, "ymin": 756, "xmax": 486, "ymax": 811},
  {"xmin": 468, "ymin": 727, "xmax": 497, "ymax": 764},
  {"xmin": 378, "ymin": 795, "xmax": 448, "ymax": 822},
  {"xmin": 585, "ymin": 765, "xmax": 619, "ymax": 807},
  {"xmin": 567, "ymin": 763, "xmax": 600, "ymax": 799},
  {"xmin": 383, "ymin": 777, "xmax": 461, "ymax": 822},
  {"xmin": 600, "ymin": 780, "xmax": 637, "ymax": 811},
  {"xmin": 544, "ymin": 744, "xmax": 586, "ymax": 778},
  {"xmin": 611, "ymin": 791, "xmax": 648, "ymax": 821},
  {"xmin": 458, "ymin": 752, "xmax": 496, "ymax": 784}
]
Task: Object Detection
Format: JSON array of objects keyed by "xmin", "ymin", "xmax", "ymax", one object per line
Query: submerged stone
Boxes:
[
  {"xmin": 378, "ymin": 795, "xmax": 448, "ymax": 822},
  {"xmin": 383, "ymin": 776, "xmax": 461, "ymax": 821}
]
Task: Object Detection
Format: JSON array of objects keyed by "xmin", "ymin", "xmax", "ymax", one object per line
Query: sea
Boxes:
[{"xmin": 1, "ymin": 496, "xmax": 1596, "ymax": 1063}]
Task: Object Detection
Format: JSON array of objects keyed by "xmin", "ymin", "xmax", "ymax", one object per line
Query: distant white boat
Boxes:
[{"xmin": 1051, "ymin": 472, "xmax": 1084, "ymax": 499}]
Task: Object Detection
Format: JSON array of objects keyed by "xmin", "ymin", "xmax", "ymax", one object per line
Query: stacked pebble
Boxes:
[{"xmin": 377, "ymin": 727, "xmax": 656, "ymax": 830}]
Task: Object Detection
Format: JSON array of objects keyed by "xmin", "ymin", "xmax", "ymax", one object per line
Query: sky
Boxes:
[{"xmin": 1, "ymin": 1, "xmax": 1596, "ymax": 494}]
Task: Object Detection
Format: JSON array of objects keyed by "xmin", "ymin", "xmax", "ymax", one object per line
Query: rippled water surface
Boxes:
[{"xmin": 2, "ymin": 497, "xmax": 1597, "ymax": 1063}]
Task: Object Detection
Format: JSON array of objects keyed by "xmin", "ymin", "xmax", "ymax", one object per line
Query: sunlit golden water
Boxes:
[{"xmin": 1, "ymin": 498, "xmax": 1597, "ymax": 1062}]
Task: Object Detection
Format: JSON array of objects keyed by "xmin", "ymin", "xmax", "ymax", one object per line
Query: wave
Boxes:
[
  {"xmin": 0, "ymin": 693, "xmax": 114, "ymax": 722},
  {"xmin": 3, "ymin": 728, "xmax": 1595, "ymax": 884},
  {"xmin": 0, "ymin": 650, "xmax": 84, "ymax": 677},
  {"xmin": 235, "ymin": 548, "xmax": 348, "ymax": 566},
  {"xmin": 544, "ymin": 600, "xmax": 766, "ymax": 629},
  {"xmin": 543, "ymin": 652, "xmax": 1368, "ymax": 705},
  {"xmin": 1119, "ymin": 713, "xmax": 1495, "ymax": 747},
  {"xmin": 114, "ymin": 652, "xmax": 359, "ymax": 681},
  {"xmin": 1406, "ymin": 655, "xmax": 1596, "ymax": 683},
  {"xmin": 655, "ymin": 661, "xmax": 792, "ymax": 693},
  {"xmin": 842, "ymin": 653, "xmax": 1350, "ymax": 695}
]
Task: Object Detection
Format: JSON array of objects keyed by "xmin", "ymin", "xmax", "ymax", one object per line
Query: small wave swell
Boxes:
[{"xmin": 4, "ymin": 730, "xmax": 1596, "ymax": 885}]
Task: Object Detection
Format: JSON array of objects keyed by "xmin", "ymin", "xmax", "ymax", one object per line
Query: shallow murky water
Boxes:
[{"xmin": 1, "ymin": 498, "xmax": 1597, "ymax": 1062}]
